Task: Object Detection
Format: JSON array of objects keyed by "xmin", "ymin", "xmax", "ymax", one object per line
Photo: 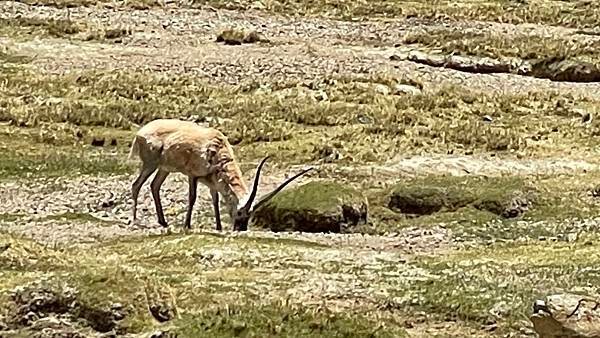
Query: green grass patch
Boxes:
[
  {"xmin": 0, "ymin": 213, "xmax": 25, "ymax": 223},
  {"xmin": 2, "ymin": 68, "xmax": 600, "ymax": 170},
  {"xmin": 0, "ymin": 232, "xmax": 407, "ymax": 336},
  {"xmin": 403, "ymin": 240, "xmax": 600, "ymax": 332},
  {"xmin": 366, "ymin": 172, "xmax": 600, "ymax": 241},
  {"xmin": 0, "ymin": 144, "xmax": 130, "ymax": 179},
  {"xmin": 174, "ymin": 302, "xmax": 407, "ymax": 337},
  {"xmin": 0, "ymin": 123, "xmax": 132, "ymax": 179},
  {"xmin": 0, "ymin": 48, "xmax": 32, "ymax": 64},
  {"xmin": 2, "ymin": 225, "xmax": 600, "ymax": 336},
  {"xmin": 42, "ymin": 212, "xmax": 112, "ymax": 224}
]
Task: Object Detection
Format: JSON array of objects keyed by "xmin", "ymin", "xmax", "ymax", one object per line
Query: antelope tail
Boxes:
[{"xmin": 127, "ymin": 137, "xmax": 140, "ymax": 162}]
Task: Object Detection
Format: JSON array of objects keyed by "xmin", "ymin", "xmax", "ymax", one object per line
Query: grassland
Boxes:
[{"xmin": 2, "ymin": 0, "xmax": 600, "ymax": 336}]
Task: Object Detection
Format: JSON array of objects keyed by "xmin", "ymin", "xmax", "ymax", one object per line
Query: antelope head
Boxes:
[{"xmin": 232, "ymin": 156, "xmax": 313, "ymax": 231}]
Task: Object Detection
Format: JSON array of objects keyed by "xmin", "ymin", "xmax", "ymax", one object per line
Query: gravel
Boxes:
[{"xmin": 2, "ymin": 1, "xmax": 600, "ymax": 96}]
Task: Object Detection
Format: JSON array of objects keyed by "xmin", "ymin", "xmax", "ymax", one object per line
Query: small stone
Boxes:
[
  {"xmin": 393, "ymin": 83, "xmax": 421, "ymax": 95},
  {"xmin": 374, "ymin": 84, "xmax": 390, "ymax": 95},
  {"xmin": 566, "ymin": 233, "xmax": 578, "ymax": 242}
]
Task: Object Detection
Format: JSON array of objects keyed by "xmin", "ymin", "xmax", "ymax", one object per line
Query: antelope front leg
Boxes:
[
  {"xmin": 210, "ymin": 189, "xmax": 221, "ymax": 231},
  {"xmin": 150, "ymin": 170, "xmax": 170, "ymax": 227},
  {"xmin": 184, "ymin": 176, "xmax": 198, "ymax": 230}
]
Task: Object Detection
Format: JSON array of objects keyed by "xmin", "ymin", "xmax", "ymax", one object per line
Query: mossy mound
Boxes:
[
  {"xmin": 387, "ymin": 176, "xmax": 534, "ymax": 219},
  {"xmin": 388, "ymin": 185, "xmax": 475, "ymax": 215},
  {"xmin": 252, "ymin": 181, "xmax": 368, "ymax": 233}
]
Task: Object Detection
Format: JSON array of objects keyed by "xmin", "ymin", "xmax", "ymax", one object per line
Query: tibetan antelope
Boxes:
[{"xmin": 127, "ymin": 118, "xmax": 312, "ymax": 231}]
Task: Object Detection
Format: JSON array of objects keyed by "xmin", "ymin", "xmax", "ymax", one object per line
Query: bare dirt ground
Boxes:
[{"xmin": 3, "ymin": 2, "xmax": 600, "ymax": 95}]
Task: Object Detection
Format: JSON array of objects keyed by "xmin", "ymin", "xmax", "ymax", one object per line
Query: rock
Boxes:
[
  {"xmin": 393, "ymin": 84, "xmax": 421, "ymax": 96},
  {"xmin": 252, "ymin": 181, "xmax": 368, "ymax": 233},
  {"xmin": 149, "ymin": 303, "xmax": 172, "ymax": 322},
  {"xmin": 530, "ymin": 293, "xmax": 600, "ymax": 338},
  {"xmin": 8, "ymin": 286, "xmax": 75, "ymax": 327},
  {"xmin": 374, "ymin": 84, "xmax": 390, "ymax": 95},
  {"xmin": 0, "ymin": 243, "xmax": 10, "ymax": 254},
  {"xmin": 148, "ymin": 329, "xmax": 178, "ymax": 338}
]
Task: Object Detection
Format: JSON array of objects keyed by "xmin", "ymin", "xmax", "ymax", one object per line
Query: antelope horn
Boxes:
[
  {"xmin": 251, "ymin": 167, "xmax": 314, "ymax": 211},
  {"xmin": 241, "ymin": 156, "xmax": 270, "ymax": 211}
]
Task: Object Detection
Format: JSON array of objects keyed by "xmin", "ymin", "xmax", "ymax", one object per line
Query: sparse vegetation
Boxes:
[
  {"xmin": 403, "ymin": 28, "xmax": 600, "ymax": 62},
  {"xmin": 0, "ymin": 17, "xmax": 83, "ymax": 38},
  {"xmin": 216, "ymin": 27, "xmax": 266, "ymax": 45},
  {"xmin": 8, "ymin": 0, "xmax": 600, "ymax": 28},
  {"xmin": 2, "ymin": 0, "xmax": 600, "ymax": 336},
  {"xmin": 1, "ymin": 67, "xmax": 599, "ymax": 170}
]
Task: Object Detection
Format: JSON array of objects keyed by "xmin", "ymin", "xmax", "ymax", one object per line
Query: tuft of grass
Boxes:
[
  {"xmin": 403, "ymin": 28, "xmax": 600, "ymax": 62},
  {"xmin": 252, "ymin": 181, "xmax": 368, "ymax": 232},
  {"xmin": 42, "ymin": 212, "xmax": 112, "ymax": 224},
  {"xmin": 0, "ymin": 126, "xmax": 131, "ymax": 179},
  {"xmin": 215, "ymin": 28, "xmax": 266, "ymax": 45},
  {"xmin": 82, "ymin": 26, "xmax": 133, "ymax": 42},
  {"xmin": 0, "ymin": 48, "xmax": 32, "ymax": 65},
  {"xmin": 0, "ymin": 17, "xmax": 83, "ymax": 38}
]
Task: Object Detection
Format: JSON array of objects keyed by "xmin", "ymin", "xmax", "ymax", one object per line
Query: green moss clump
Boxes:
[
  {"xmin": 252, "ymin": 181, "xmax": 368, "ymax": 233},
  {"xmin": 386, "ymin": 176, "xmax": 534, "ymax": 219},
  {"xmin": 388, "ymin": 184, "xmax": 475, "ymax": 215}
]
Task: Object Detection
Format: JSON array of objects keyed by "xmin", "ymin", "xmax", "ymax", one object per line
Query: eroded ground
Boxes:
[{"xmin": 2, "ymin": 0, "xmax": 600, "ymax": 337}]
